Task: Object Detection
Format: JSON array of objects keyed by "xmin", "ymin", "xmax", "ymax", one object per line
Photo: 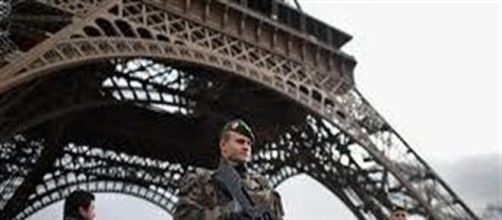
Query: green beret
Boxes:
[
  {"xmin": 221, "ymin": 119, "xmax": 255, "ymax": 142},
  {"xmin": 391, "ymin": 205, "xmax": 406, "ymax": 212}
]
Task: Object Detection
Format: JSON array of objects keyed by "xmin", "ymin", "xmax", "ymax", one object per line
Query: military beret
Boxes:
[
  {"xmin": 221, "ymin": 119, "xmax": 255, "ymax": 142},
  {"xmin": 391, "ymin": 205, "xmax": 406, "ymax": 212}
]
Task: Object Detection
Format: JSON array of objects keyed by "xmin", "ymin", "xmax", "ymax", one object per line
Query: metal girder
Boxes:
[{"xmin": 0, "ymin": 1, "xmax": 478, "ymax": 220}]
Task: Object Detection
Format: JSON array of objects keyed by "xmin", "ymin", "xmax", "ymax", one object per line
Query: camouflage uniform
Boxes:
[{"xmin": 173, "ymin": 160, "xmax": 284, "ymax": 220}]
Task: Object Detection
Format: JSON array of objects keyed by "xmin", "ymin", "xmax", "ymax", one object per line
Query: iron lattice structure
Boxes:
[{"xmin": 0, "ymin": 1, "xmax": 477, "ymax": 219}]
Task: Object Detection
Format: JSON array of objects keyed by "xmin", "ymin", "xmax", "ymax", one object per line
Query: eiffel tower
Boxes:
[{"xmin": 0, "ymin": 0, "xmax": 478, "ymax": 219}]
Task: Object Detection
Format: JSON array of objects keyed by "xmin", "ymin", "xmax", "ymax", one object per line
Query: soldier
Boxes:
[
  {"xmin": 389, "ymin": 206, "xmax": 408, "ymax": 220},
  {"xmin": 63, "ymin": 190, "xmax": 96, "ymax": 220},
  {"xmin": 174, "ymin": 119, "xmax": 284, "ymax": 220}
]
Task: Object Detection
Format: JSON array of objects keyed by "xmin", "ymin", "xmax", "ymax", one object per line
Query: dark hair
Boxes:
[{"xmin": 63, "ymin": 190, "xmax": 95, "ymax": 220}]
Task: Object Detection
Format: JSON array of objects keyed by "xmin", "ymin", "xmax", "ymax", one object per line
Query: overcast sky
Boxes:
[{"xmin": 29, "ymin": 1, "xmax": 501, "ymax": 220}]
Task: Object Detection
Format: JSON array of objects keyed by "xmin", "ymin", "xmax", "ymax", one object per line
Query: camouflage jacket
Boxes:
[{"xmin": 173, "ymin": 161, "xmax": 284, "ymax": 220}]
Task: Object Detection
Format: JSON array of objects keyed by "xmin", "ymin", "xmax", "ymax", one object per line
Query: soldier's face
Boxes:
[
  {"xmin": 390, "ymin": 211, "xmax": 407, "ymax": 220},
  {"xmin": 220, "ymin": 131, "xmax": 252, "ymax": 163}
]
